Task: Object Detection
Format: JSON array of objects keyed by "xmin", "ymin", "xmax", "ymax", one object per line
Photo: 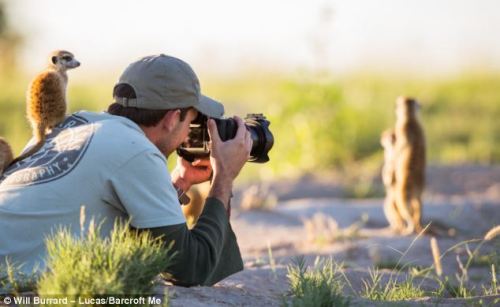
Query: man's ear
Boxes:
[{"xmin": 161, "ymin": 109, "xmax": 181, "ymax": 132}]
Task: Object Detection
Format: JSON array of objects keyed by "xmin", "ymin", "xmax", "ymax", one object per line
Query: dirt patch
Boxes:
[{"xmin": 160, "ymin": 165, "xmax": 500, "ymax": 306}]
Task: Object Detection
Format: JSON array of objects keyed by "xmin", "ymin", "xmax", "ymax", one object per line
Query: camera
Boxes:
[{"xmin": 177, "ymin": 113, "xmax": 274, "ymax": 163}]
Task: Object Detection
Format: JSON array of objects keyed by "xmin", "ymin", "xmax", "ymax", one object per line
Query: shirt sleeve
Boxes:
[
  {"xmin": 105, "ymin": 150, "xmax": 186, "ymax": 228},
  {"xmin": 135, "ymin": 197, "xmax": 244, "ymax": 287}
]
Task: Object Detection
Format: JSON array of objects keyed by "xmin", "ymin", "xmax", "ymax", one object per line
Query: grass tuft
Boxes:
[
  {"xmin": 37, "ymin": 221, "xmax": 174, "ymax": 306},
  {"xmin": 284, "ymin": 256, "xmax": 350, "ymax": 307},
  {"xmin": 239, "ymin": 184, "xmax": 278, "ymax": 211},
  {"xmin": 0, "ymin": 261, "xmax": 38, "ymax": 296},
  {"xmin": 360, "ymin": 268, "xmax": 426, "ymax": 301},
  {"xmin": 304, "ymin": 213, "xmax": 368, "ymax": 245}
]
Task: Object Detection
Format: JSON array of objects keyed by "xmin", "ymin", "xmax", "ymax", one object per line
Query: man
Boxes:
[{"xmin": 0, "ymin": 54, "xmax": 251, "ymax": 286}]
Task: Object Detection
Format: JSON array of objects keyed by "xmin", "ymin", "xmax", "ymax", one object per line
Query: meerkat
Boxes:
[
  {"xmin": 380, "ymin": 128, "xmax": 405, "ymax": 233},
  {"xmin": 9, "ymin": 50, "xmax": 80, "ymax": 165},
  {"xmin": 393, "ymin": 96, "xmax": 426, "ymax": 235},
  {"xmin": 0, "ymin": 137, "xmax": 13, "ymax": 175},
  {"xmin": 182, "ymin": 182, "xmax": 211, "ymax": 229}
]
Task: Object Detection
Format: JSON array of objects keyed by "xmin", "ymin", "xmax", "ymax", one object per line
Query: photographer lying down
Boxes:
[{"xmin": 0, "ymin": 54, "xmax": 272, "ymax": 286}]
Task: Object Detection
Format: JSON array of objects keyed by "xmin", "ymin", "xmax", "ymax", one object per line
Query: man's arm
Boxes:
[
  {"xmin": 136, "ymin": 116, "xmax": 251, "ymax": 286},
  {"xmin": 134, "ymin": 197, "xmax": 242, "ymax": 287}
]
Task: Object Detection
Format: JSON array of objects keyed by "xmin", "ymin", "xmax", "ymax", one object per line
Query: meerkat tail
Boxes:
[{"xmin": 9, "ymin": 123, "xmax": 47, "ymax": 166}]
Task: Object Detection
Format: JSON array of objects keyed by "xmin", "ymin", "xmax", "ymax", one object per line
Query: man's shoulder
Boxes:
[
  {"xmin": 74, "ymin": 111, "xmax": 143, "ymax": 138},
  {"xmin": 80, "ymin": 111, "xmax": 163, "ymax": 163},
  {"xmin": 74, "ymin": 111, "xmax": 137, "ymax": 127}
]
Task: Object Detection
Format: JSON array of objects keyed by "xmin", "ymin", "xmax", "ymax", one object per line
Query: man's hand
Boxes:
[
  {"xmin": 207, "ymin": 116, "xmax": 252, "ymax": 207},
  {"xmin": 172, "ymin": 157, "xmax": 212, "ymax": 192}
]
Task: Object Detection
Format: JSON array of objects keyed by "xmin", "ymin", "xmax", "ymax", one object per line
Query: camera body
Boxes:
[{"xmin": 177, "ymin": 113, "xmax": 274, "ymax": 163}]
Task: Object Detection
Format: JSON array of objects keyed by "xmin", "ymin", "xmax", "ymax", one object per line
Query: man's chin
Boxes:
[
  {"xmin": 163, "ymin": 150, "xmax": 174, "ymax": 158},
  {"xmin": 155, "ymin": 145, "xmax": 173, "ymax": 158}
]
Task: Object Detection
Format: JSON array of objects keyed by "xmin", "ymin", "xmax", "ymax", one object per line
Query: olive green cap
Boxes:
[{"xmin": 114, "ymin": 54, "xmax": 224, "ymax": 118}]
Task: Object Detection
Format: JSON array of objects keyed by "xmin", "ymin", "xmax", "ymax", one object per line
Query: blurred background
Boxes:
[{"xmin": 1, "ymin": 0, "xmax": 499, "ymax": 197}]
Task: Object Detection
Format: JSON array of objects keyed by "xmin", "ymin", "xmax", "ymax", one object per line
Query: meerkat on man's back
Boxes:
[
  {"xmin": 9, "ymin": 50, "xmax": 80, "ymax": 166},
  {"xmin": 393, "ymin": 96, "xmax": 426, "ymax": 235}
]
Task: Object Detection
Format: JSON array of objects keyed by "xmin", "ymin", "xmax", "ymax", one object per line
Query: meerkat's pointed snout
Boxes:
[{"xmin": 68, "ymin": 60, "xmax": 80, "ymax": 69}]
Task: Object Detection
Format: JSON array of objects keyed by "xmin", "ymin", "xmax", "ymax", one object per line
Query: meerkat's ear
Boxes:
[{"xmin": 51, "ymin": 56, "xmax": 58, "ymax": 64}]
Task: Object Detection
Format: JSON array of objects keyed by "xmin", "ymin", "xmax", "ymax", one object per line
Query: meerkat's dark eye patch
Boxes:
[
  {"xmin": 51, "ymin": 56, "xmax": 58, "ymax": 64},
  {"xmin": 62, "ymin": 56, "xmax": 72, "ymax": 61}
]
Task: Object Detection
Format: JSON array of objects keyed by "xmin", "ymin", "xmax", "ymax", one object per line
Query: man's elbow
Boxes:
[{"xmin": 163, "ymin": 249, "xmax": 217, "ymax": 287}]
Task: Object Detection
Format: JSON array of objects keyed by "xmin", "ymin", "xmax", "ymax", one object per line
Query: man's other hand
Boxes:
[
  {"xmin": 172, "ymin": 157, "xmax": 212, "ymax": 192},
  {"xmin": 207, "ymin": 116, "xmax": 252, "ymax": 206}
]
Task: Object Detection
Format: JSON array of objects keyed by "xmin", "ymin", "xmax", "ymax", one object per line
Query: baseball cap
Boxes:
[{"xmin": 114, "ymin": 54, "xmax": 224, "ymax": 118}]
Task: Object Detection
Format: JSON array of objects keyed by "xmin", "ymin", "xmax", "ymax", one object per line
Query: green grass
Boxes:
[
  {"xmin": 1, "ymin": 221, "xmax": 173, "ymax": 305},
  {"xmin": 37, "ymin": 221, "xmax": 173, "ymax": 306},
  {"xmin": 284, "ymin": 256, "xmax": 350, "ymax": 307},
  {"xmin": 470, "ymin": 249, "xmax": 499, "ymax": 268},
  {"xmin": 360, "ymin": 268, "xmax": 426, "ymax": 301},
  {"xmin": 0, "ymin": 261, "xmax": 38, "ymax": 296},
  {"xmin": 430, "ymin": 239, "xmax": 499, "ymax": 299},
  {"xmin": 285, "ymin": 227, "xmax": 499, "ymax": 304}
]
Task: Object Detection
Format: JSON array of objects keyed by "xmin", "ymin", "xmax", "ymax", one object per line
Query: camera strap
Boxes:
[{"xmin": 174, "ymin": 185, "xmax": 191, "ymax": 205}]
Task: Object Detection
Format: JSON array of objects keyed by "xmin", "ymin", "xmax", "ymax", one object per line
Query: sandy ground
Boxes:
[{"xmin": 161, "ymin": 165, "xmax": 500, "ymax": 306}]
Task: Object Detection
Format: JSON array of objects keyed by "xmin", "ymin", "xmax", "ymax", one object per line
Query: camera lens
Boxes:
[
  {"xmin": 215, "ymin": 114, "xmax": 273, "ymax": 163},
  {"xmin": 243, "ymin": 114, "xmax": 274, "ymax": 163}
]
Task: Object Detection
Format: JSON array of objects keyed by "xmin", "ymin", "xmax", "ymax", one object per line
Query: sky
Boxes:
[{"xmin": 7, "ymin": 0, "xmax": 500, "ymax": 77}]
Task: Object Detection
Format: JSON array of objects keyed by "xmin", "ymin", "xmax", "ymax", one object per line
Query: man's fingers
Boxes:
[
  {"xmin": 177, "ymin": 156, "xmax": 190, "ymax": 167},
  {"xmin": 245, "ymin": 131, "xmax": 253, "ymax": 152},
  {"xmin": 233, "ymin": 116, "xmax": 247, "ymax": 140},
  {"xmin": 207, "ymin": 119, "xmax": 221, "ymax": 144},
  {"xmin": 192, "ymin": 159, "xmax": 211, "ymax": 167}
]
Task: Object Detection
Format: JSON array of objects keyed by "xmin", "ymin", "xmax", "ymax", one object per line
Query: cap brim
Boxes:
[{"xmin": 196, "ymin": 95, "xmax": 225, "ymax": 118}]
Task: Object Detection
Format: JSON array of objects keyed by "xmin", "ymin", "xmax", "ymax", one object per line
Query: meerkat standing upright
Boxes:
[
  {"xmin": 9, "ymin": 50, "xmax": 80, "ymax": 165},
  {"xmin": 0, "ymin": 137, "xmax": 13, "ymax": 175},
  {"xmin": 393, "ymin": 96, "xmax": 426, "ymax": 234},
  {"xmin": 380, "ymin": 128, "xmax": 405, "ymax": 233}
]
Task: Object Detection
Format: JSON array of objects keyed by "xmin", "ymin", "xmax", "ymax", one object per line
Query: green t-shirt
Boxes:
[{"xmin": 0, "ymin": 111, "xmax": 242, "ymax": 285}]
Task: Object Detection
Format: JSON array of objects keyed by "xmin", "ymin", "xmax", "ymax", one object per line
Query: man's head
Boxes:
[{"xmin": 108, "ymin": 54, "xmax": 224, "ymax": 156}]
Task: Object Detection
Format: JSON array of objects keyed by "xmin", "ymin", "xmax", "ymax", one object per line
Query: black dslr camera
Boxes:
[{"xmin": 177, "ymin": 113, "xmax": 274, "ymax": 163}]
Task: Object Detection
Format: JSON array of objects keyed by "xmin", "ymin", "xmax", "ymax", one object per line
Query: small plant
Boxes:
[
  {"xmin": 361, "ymin": 225, "xmax": 431, "ymax": 301},
  {"xmin": 0, "ymin": 261, "xmax": 38, "ymax": 296},
  {"xmin": 304, "ymin": 213, "xmax": 368, "ymax": 245},
  {"xmin": 481, "ymin": 264, "xmax": 499, "ymax": 296},
  {"xmin": 470, "ymin": 252, "xmax": 500, "ymax": 268},
  {"xmin": 428, "ymin": 226, "xmax": 500, "ymax": 298},
  {"xmin": 239, "ymin": 183, "xmax": 278, "ymax": 211},
  {"xmin": 37, "ymin": 220, "xmax": 175, "ymax": 306},
  {"xmin": 284, "ymin": 256, "xmax": 350, "ymax": 307},
  {"xmin": 267, "ymin": 241, "xmax": 277, "ymax": 279},
  {"xmin": 360, "ymin": 268, "xmax": 426, "ymax": 301}
]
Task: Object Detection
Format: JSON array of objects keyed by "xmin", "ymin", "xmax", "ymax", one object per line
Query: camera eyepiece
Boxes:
[{"xmin": 177, "ymin": 113, "xmax": 274, "ymax": 163}]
